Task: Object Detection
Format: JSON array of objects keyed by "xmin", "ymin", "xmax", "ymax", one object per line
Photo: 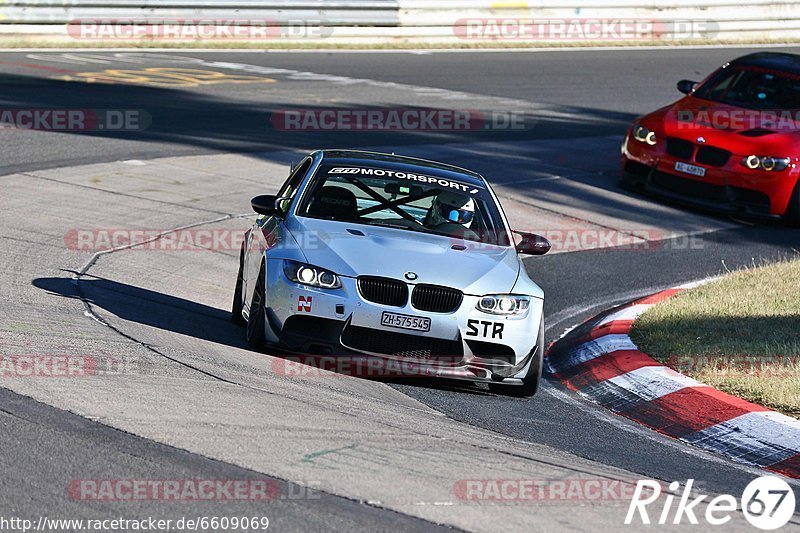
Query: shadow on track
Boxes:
[
  {"xmin": 31, "ymin": 274, "xmax": 496, "ymax": 396},
  {"xmin": 33, "ymin": 275, "xmax": 247, "ymax": 349},
  {"xmin": 0, "ymin": 72, "xmax": 635, "ymax": 154}
]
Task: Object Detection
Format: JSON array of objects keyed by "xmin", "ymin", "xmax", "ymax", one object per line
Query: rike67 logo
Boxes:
[{"xmin": 626, "ymin": 476, "xmax": 796, "ymax": 529}]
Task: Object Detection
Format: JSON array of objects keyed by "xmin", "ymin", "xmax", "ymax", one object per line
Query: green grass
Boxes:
[{"xmin": 630, "ymin": 258, "xmax": 800, "ymax": 417}]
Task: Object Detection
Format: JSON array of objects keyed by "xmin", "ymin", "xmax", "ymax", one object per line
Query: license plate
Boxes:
[
  {"xmin": 674, "ymin": 161, "xmax": 706, "ymax": 177},
  {"xmin": 381, "ymin": 312, "xmax": 431, "ymax": 332}
]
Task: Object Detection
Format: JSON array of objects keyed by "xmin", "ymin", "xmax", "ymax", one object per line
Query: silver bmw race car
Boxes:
[{"xmin": 232, "ymin": 150, "xmax": 551, "ymax": 396}]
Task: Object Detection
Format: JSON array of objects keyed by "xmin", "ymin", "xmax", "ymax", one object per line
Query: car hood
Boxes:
[
  {"xmin": 286, "ymin": 217, "xmax": 521, "ymax": 295},
  {"xmin": 646, "ymin": 96, "xmax": 800, "ymax": 155}
]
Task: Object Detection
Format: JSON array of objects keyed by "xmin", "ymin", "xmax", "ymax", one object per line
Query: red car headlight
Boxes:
[
  {"xmin": 632, "ymin": 124, "xmax": 657, "ymax": 146},
  {"xmin": 741, "ymin": 155, "xmax": 791, "ymax": 172}
]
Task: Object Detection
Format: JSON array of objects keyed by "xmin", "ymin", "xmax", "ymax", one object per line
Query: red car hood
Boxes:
[{"xmin": 647, "ymin": 96, "xmax": 800, "ymax": 156}]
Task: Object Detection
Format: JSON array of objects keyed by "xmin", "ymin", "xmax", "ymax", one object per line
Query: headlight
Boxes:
[
  {"xmin": 632, "ymin": 124, "xmax": 657, "ymax": 146},
  {"xmin": 476, "ymin": 295, "xmax": 530, "ymax": 316},
  {"xmin": 283, "ymin": 260, "xmax": 341, "ymax": 289},
  {"xmin": 741, "ymin": 155, "xmax": 791, "ymax": 172}
]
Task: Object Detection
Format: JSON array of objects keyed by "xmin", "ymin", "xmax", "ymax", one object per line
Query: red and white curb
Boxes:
[{"xmin": 545, "ymin": 283, "xmax": 800, "ymax": 479}]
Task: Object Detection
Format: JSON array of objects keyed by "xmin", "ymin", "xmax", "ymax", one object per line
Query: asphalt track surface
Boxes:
[{"xmin": 1, "ymin": 47, "xmax": 800, "ymax": 531}]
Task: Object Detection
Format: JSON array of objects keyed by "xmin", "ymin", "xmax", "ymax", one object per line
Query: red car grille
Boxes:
[
  {"xmin": 666, "ymin": 137, "xmax": 695, "ymax": 159},
  {"xmin": 665, "ymin": 137, "xmax": 731, "ymax": 167},
  {"xmin": 695, "ymin": 146, "xmax": 731, "ymax": 167}
]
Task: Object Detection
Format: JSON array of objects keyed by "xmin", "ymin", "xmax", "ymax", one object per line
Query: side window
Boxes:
[
  {"xmin": 276, "ymin": 158, "xmax": 312, "ymax": 214},
  {"xmin": 705, "ymin": 70, "xmax": 740, "ymax": 101}
]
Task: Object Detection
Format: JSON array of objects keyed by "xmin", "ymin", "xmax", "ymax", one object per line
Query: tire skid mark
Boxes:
[{"xmin": 72, "ymin": 213, "xmax": 251, "ymax": 385}]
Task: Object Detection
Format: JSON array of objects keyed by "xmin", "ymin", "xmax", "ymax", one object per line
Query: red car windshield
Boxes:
[{"xmin": 693, "ymin": 66, "xmax": 800, "ymax": 110}]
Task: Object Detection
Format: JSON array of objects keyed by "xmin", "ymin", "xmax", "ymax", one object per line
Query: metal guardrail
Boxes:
[
  {"xmin": 402, "ymin": 0, "xmax": 799, "ymax": 6},
  {"xmin": 0, "ymin": 1, "xmax": 401, "ymax": 24},
  {"xmin": 0, "ymin": 0, "xmax": 798, "ymax": 42}
]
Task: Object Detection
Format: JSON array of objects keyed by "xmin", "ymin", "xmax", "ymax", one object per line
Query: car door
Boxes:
[{"xmin": 242, "ymin": 157, "xmax": 313, "ymax": 315}]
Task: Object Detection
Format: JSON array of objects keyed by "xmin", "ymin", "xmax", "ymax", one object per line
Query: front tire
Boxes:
[
  {"xmin": 489, "ymin": 317, "xmax": 544, "ymax": 398},
  {"xmin": 245, "ymin": 262, "xmax": 268, "ymax": 350}
]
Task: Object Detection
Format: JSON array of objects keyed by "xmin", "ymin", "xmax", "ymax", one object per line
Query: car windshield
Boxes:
[
  {"xmin": 693, "ymin": 65, "xmax": 800, "ymax": 110},
  {"xmin": 297, "ymin": 163, "xmax": 510, "ymax": 246}
]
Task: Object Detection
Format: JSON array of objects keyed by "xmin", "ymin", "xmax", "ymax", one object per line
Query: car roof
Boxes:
[
  {"xmin": 317, "ymin": 150, "xmax": 486, "ymax": 187},
  {"xmin": 730, "ymin": 52, "xmax": 800, "ymax": 75}
]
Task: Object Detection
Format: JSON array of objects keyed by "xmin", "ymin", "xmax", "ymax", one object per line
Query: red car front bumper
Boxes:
[{"xmin": 621, "ymin": 133, "xmax": 799, "ymax": 219}]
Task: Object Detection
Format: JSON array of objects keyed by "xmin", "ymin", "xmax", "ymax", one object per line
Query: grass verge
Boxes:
[{"xmin": 630, "ymin": 257, "xmax": 800, "ymax": 418}]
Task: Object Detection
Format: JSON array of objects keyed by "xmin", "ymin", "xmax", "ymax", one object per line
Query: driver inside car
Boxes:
[{"xmin": 424, "ymin": 190, "xmax": 480, "ymax": 240}]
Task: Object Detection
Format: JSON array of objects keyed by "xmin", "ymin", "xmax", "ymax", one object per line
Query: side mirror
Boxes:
[
  {"xmin": 513, "ymin": 231, "xmax": 551, "ymax": 255},
  {"xmin": 251, "ymin": 194, "xmax": 280, "ymax": 216},
  {"xmin": 677, "ymin": 79, "xmax": 698, "ymax": 95}
]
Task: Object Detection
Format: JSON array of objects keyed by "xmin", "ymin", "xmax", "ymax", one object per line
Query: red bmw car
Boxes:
[{"xmin": 621, "ymin": 52, "xmax": 800, "ymax": 225}]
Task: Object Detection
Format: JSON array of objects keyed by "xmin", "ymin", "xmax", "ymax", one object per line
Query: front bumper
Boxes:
[
  {"xmin": 621, "ymin": 135, "xmax": 798, "ymax": 218},
  {"xmin": 261, "ymin": 258, "xmax": 543, "ymax": 384}
]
